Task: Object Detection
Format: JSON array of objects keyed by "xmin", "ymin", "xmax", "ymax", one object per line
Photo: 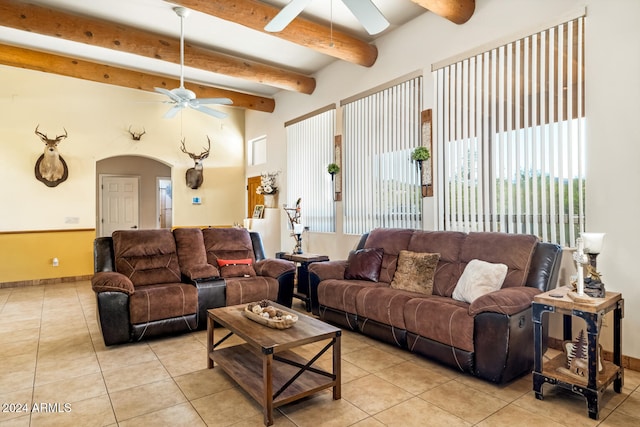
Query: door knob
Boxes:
[{"xmin": 131, "ymin": 225, "xmax": 138, "ymax": 229}]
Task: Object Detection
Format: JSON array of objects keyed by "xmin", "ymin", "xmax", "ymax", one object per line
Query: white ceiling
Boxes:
[{"xmin": 0, "ymin": 0, "xmax": 428, "ymax": 98}]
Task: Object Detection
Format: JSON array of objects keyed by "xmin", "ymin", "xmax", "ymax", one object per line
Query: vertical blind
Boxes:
[
  {"xmin": 342, "ymin": 76, "xmax": 423, "ymax": 235},
  {"xmin": 286, "ymin": 107, "xmax": 336, "ymax": 232},
  {"xmin": 434, "ymin": 17, "xmax": 585, "ymax": 247}
]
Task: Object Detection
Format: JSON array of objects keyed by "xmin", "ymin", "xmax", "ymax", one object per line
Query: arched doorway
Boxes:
[{"xmin": 96, "ymin": 155, "xmax": 172, "ymax": 237}]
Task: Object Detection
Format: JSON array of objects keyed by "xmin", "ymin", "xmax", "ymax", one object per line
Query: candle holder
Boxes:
[
  {"xmin": 573, "ymin": 237, "xmax": 589, "ymax": 296},
  {"xmin": 581, "ymin": 232, "xmax": 606, "ymax": 298}
]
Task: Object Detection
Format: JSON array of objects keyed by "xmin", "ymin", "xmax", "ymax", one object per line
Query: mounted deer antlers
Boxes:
[
  {"xmin": 128, "ymin": 126, "xmax": 146, "ymax": 141},
  {"xmin": 180, "ymin": 137, "xmax": 211, "ymax": 189},
  {"xmin": 34, "ymin": 125, "xmax": 68, "ymax": 187}
]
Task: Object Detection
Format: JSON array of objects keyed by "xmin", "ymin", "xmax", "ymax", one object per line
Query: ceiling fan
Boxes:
[
  {"xmin": 265, "ymin": 0, "xmax": 390, "ymax": 35},
  {"xmin": 154, "ymin": 7, "xmax": 232, "ymax": 119}
]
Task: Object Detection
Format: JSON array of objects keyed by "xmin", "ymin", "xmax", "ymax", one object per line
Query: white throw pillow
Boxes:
[{"xmin": 452, "ymin": 259, "xmax": 508, "ymax": 303}]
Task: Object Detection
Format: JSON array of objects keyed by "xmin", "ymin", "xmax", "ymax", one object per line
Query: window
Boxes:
[
  {"xmin": 248, "ymin": 135, "xmax": 267, "ymax": 166},
  {"xmin": 342, "ymin": 74, "xmax": 423, "ymax": 235},
  {"xmin": 434, "ymin": 16, "xmax": 585, "ymax": 246},
  {"xmin": 286, "ymin": 105, "xmax": 336, "ymax": 232}
]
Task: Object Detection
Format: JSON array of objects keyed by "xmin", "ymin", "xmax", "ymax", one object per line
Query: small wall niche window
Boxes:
[
  {"xmin": 249, "ymin": 135, "xmax": 267, "ymax": 166},
  {"xmin": 342, "ymin": 73, "xmax": 423, "ymax": 235},
  {"xmin": 434, "ymin": 14, "xmax": 586, "ymax": 247},
  {"xmin": 286, "ymin": 105, "xmax": 336, "ymax": 233}
]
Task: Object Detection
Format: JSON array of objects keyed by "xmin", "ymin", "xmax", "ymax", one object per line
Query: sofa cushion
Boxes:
[
  {"xmin": 317, "ymin": 279, "xmax": 384, "ymax": 315},
  {"xmin": 363, "ymin": 228, "xmax": 415, "ymax": 283},
  {"xmin": 452, "ymin": 259, "xmax": 508, "ymax": 303},
  {"xmin": 202, "ymin": 228, "xmax": 256, "ymax": 266},
  {"xmin": 112, "ymin": 229, "xmax": 181, "ymax": 287},
  {"xmin": 129, "ymin": 282, "xmax": 198, "ymax": 324},
  {"xmin": 355, "ymin": 287, "xmax": 420, "ymax": 330},
  {"xmin": 217, "ymin": 258, "xmax": 257, "ymax": 278},
  {"xmin": 345, "ymin": 248, "xmax": 384, "ymax": 282},
  {"xmin": 390, "ymin": 250, "xmax": 440, "ymax": 295},
  {"xmin": 404, "ymin": 296, "xmax": 475, "ymax": 352},
  {"xmin": 174, "ymin": 228, "xmax": 219, "ymax": 279},
  {"xmin": 459, "ymin": 232, "xmax": 538, "ymax": 289},
  {"xmin": 224, "ymin": 276, "xmax": 279, "ymax": 306},
  {"xmin": 407, "ymin": 230, "xmax": 467, "ymax": 297}
]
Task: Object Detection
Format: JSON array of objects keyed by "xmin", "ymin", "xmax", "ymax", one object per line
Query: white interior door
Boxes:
[{"xmin": 101, "ymin": 175, "xmax": 140, "ymax": 237}]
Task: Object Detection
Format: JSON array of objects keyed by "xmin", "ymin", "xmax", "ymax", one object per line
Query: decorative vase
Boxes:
[{"xmin": 263, "ymin": 193, "xmax": 278, "ymax": 208}]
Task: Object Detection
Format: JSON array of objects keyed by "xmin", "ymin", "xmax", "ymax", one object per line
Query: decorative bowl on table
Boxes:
[{"xmin": 243, "ymin": 300, "xmax": 298, "ymax": 329}]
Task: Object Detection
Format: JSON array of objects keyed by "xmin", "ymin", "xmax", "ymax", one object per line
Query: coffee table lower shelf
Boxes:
[{"xmin": 210, "ymin": 344, "xmax": 337, "ymax": 408}]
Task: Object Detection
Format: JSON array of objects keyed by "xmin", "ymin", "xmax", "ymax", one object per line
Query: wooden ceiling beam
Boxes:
[
  {"xmin": 410, "ymin": 0, "xmax": 475, "ymax": 25},
  {"xmin": 0, "ymin": 43, "xmax": 275, "ymax": 113},
  {"xmin": 0, "ymin": 0, "xmax": 315, "ymax": 94},
  {"xmin": 170, "ymin": 0, "xmax": 379, "ymax": 67}
]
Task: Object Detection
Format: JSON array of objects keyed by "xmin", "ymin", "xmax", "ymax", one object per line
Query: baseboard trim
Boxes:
[
  {"xmin": 0, "ymin": 275, "xmax": 93, "ymax": 289},
  {"xmin": 549, "ymin": 337, "xmax": 639, "ymax": 372}
]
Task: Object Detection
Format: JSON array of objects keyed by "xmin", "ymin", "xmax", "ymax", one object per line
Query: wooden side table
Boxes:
[
  {"xmin": 280, "ymin": 253, "xmax": 329, "ymax": 311},
  {"xmin": 532, "ymin": 286, "xmax": 624, "ymax": 420}
]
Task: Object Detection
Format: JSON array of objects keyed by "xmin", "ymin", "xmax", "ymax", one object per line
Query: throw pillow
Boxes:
[
  {"xmin": 452, "ymin": 259, "xmax": 508, "ymax": 303},
  {"xmin": 216, "ymin": 258, "xmax": 256, "ymax": 278},
  {"xmin": 390, "ymin": 250, "xmax": 440, "ymax": 295},
  {"xmin": 344, "ymin": 248, "xmax": 384, "ymax": 282}
]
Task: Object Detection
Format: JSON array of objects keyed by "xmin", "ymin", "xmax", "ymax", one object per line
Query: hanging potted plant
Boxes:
[
  {"xmin": 411, "ymin": 146, "xmax": 430, "ymax": 169},
  {"xmin": 327, "ymin": 163, "xmax": 340, "ymax": 180}
]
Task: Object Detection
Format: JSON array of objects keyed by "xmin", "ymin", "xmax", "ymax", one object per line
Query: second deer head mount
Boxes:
[
  {"xmin": 180, "ymin": 137, "xmax": 210, "ymax": 189},
  {"xmin": 128, "ymin": 126, "xmax": 146, "ymax": 141}
]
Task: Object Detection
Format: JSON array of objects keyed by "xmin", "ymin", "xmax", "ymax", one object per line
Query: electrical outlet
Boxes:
[{"xmin": 52, "ymin": 257, "xmax": 59, "ymax": 267}]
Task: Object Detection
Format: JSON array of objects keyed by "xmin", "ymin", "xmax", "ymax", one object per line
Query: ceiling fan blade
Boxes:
[
  {"xmin": 265, "ymin": 0, "xmax": 313, "ymax": 32},
  {"xmin": 191, "ymin": 104, "xmax": 228, "ymax": 119},
  {"xmin": 164, "ymin": 105, "xmax": 183, "ymax": 119},
  {"xmin": 342, "ymin": 0, "xmax": 390, "ymax": 35},
  {"xmin": 154, "ymin": 87, "xmax": 182, "ymax": 103},
  {"xmin": 192, "ymin": 97, "xmax": 233, "ymax": 106}
]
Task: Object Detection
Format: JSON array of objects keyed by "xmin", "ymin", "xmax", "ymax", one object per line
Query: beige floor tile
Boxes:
[
  {"xmin": 118, "ymin": 402, "xmax": 206, "ymax": 427},
  {"xmin": 454, "ymin": 372, "xmax": 532, "ymax": 403},
  {"xmin": 34, "ymin": 354, "xmax": 101, "ymax": 386},
  {"xmin": 0, "ymin": 318, "xmax": 41, "ymax": 334},
  {"xmin": 0, "ymin": 388, "xmax": 33, "ymax": 423},
  {"xmin": 405, "ymin": 353, "xmax": 464, "ymax": 380},
  {"xmin": 476, "ymin": 404, "xmax": 566, "ymax": 427},
  {"xmin": 373, "ymin": 396, "xmax": 471, "ymax": 426},
  {"xmin": 340, "ymin": 359, "xmax": 370, "ymax": 384},
  {"xmin": 616, "ymin": 389, "xmax": 640, "ymax": 418},
  {"xmin": 279, "ymin": 391, "xmax": 369, "ymax": 427},
  {"xmin": 148, "ymin": 334, "xmax": 206, "ymax": 359},
  {"xmin": 158, "ymin": 345, "xmax": 210, "ymax": 377},
  {"xmin": 0, "ymin": 354, "xmax": 36, "ymax": 393},
  {"xmin": 102, "ymin": 359, "xmax": 171, "ymax": 393},
  {"xmin": 349, "ymin": 417, "xmax": 386, "ymax": 427},
  {"xmin": 0, "ymin": 337, "xmax": 39, "ymax": 359},
  {"xmin": 36, "ymin": 338, "xmax": 95, "ymax": 363},
  {"xmin": 109, "ymin": 378, "xmax": 187, "ymax": 422},
  {"xmin": 419, "ymin": 379, "xmax": 508, "ymax": 423},
  {"xmin": 0, "ymin": 415, "xmax": 31, "ymax": 427},
  {"xmin": 228, "ymin": 410, "xmax": 296, "ymax": 426},
  {"xmin": 375, "ymin": 360, "xmax": 451, "ymax": 394},
  {"xmin": 94, "ymin": 342, "xmax": 158, "ymax": 371},
  {"xmin": 33, "ymin": 372, "xmax": 107, "ymax": 404},
  {"xmin": 599, "ymin": 410, "xmax": 640, "ymax": 426},
  {"xmin": 29, "ymin": 395, "xmax": 116, "ymax": 427},
  {"xmin": 342, "ymin": 374, "xmax": 413, "ymax": 415},
  {"xmin": 191, "ymin": 387, "xmax": 261, "ymax": 426},
  {"xmin": 174, "ymin": 368, "xmax": 236, "ymax": 400},
  {"xmin": 342, "ymin": 345, "xmax": 405, "ymax": 373}
]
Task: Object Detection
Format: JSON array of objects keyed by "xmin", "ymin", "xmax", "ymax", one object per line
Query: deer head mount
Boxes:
[
  {"xmin": 34, "ymin": 125, "xmax": 68, "ymax": 187},
  {"xmin": 128, "ymin": 126, "xmax": 146, "ymax": 141},
  {"xmin": 180, "ymin": 137, "xmax": 211, "ymax": 189}
]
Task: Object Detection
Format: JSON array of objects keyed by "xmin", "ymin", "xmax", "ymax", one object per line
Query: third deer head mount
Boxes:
[{"xmin": 180, "ymin": 137, "xmax": 210, "ymax": 189}]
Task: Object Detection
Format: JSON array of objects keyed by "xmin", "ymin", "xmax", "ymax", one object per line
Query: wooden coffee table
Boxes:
[{"xmin": 207, "ymin": 303, "xmax": 341, "ymax": 426}]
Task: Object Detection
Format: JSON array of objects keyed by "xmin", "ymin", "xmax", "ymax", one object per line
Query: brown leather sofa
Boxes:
[
  {"xmin": 308, "ymin": 228, "xmax": 562, "ymax": 383},
  {"xmin": 92, "ymin": 227, "xmax": 295, "ymax": 346}
]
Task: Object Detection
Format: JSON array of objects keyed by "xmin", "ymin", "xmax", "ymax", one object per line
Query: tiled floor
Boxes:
[{"xmin": 1, "ymin": 281, "xmax": 639, "ymax": 426}]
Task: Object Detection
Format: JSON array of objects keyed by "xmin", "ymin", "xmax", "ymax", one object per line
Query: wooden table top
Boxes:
[
  {"xmin": 280, "ymin": 253, "xmax": 329, "ymax": 263},
  {"xmin": 534, "ymin": 285, "xmax": 622, "ymax": 313},
  {"xmin": 208, "ymin": 303, "xmax": 340, "ymax": 353}
]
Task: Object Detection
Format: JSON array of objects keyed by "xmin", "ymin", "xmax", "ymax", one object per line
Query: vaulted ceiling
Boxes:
[{"xmin": 0, "ymin": 0, "xmax": 475, "ymax": 113}]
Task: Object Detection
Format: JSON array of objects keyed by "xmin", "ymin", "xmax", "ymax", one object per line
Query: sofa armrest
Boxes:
[
  {"xmin": 468, "ymin": 287, "xmax": 541, "ymax": 316},
  {"xmin": 91, "ymin": 271, "xmax": 134, "ymax": 295},
  {"xmin": 308, "ymin": 260, "xmax": 348, "ymax": 281},
  {"xmin": 254, "ymin": 258, "xmax": 295, "ymax": 278}
]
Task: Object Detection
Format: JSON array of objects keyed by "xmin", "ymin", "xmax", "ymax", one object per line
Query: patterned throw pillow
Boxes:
[
  {"xmin": 217, "ymin": 258, "xmax": 256, "ymax": 278},
  {"xmin": 390, "ymin": 250, "xmax": 440, "ymax": 294}
]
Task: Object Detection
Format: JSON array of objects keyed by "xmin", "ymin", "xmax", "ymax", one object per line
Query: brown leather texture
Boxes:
[
  {"xmin": 202, "ymin": 228, "xmax": 256, "ymax": 265},
  {"xmin": 129, "ymin": 282, "xmax": 198, "ymax": 324},
  {"xmin": 174, "ymin": 228, "xmax": 220, "ymax": 279},
  {"xmin": 91, "ymin": 271, "xmax": 134, "ymax": 295},
  {"xmin": 224, "ymin": 276, "xmax": 279, "ymax": 306},
  {"xmin": 344, "ymin": 247, "xmax": 384, "ymax": 282}
]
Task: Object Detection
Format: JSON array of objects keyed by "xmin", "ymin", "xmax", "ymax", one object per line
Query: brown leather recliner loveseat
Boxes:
[
  {"xmin": 92, "ymin": 227, "xmax": 295, "ymax": 346},
  {"xmin": 308, "ymin": 228, "xmax": 562, "ymax": 384}
]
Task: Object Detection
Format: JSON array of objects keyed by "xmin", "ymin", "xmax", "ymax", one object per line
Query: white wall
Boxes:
[
  {"xmin": 0, "ymin": 65, "xmax": 246, "ymax": 231},
  {"xmin": 246, "ymin": 0, "xmax": 640, "ymax": 359}
]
